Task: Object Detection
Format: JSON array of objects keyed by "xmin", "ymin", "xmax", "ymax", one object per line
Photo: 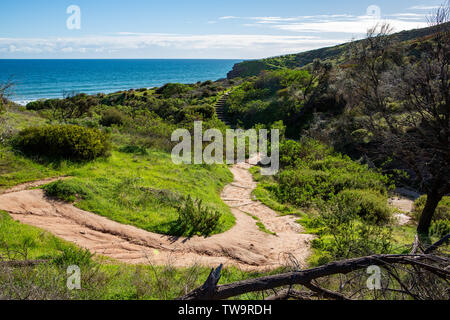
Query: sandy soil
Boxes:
[
  {"xmin": 0, "ymin": 161, "xmax": 313, "ymax": 271},
  {"xmin": 389, "ymin": 197, "xmax": 415, "ymax": 226}
]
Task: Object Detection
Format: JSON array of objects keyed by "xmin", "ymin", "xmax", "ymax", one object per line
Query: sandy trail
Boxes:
[{"xmin": 0, "ymin": 161, "xmax": 313, "ymax": 271}]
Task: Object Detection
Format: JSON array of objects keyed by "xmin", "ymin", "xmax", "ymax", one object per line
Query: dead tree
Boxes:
[{"xmin": 179, "ymin": 235, "xmax": 449, "ymax": 300}]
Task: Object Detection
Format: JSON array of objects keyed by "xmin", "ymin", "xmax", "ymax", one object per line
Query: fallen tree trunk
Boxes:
[{"xmin": 179, "ymin": 254, "xmax": 449, "ymax": 300}]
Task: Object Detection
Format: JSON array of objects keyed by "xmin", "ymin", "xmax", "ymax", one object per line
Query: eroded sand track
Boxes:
[{"xmin": 0, "ymin": 162, "xmax": 313, "ymax": 271}]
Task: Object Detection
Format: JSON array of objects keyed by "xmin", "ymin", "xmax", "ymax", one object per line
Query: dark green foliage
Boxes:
[
  {"xmin": 177, "ymin": 195, "xmax": 222, "ymax": 237},
  {"xmin": 27, "ymin": 94, "xmax": 99, "ymax": 122},
  {"xmin": 184, "ymin": 104, "xmax": 215, "ymax": 120},
  {"xmin": 118, "ymin": 144, "xmax": 148, "ymax": 155},
  {"xmin": 155, "ymin": 83, "xmax": 192, "ymax": 98},
  {"xmin": 224, "ymin": 68, "xmax": 332, "ymax": 138},
  {"xmin": 227, "ymin": 23, "xmax": 446, "ymax": 79},
  {"xmin": 12, "ymin": 125, "xmax": 110, "ymax": 161},
  {"xmin": 429, "ymin": 220, "xmax": 450, "ymax": 238},
  {"xmin": 276, "ymin": 154, "xmax": 389, "ymax": 208},
  {"xmin": 308, "ymin": 212, "xmax": 393, "ymax": 264},
  {"xmin": 412, "ymin": 196, "xmax": 450, "ymax": 222},
  {"xmin": 279, "ymin": 138, "xmax": 332, "ymax": 168},
  {"xmin": 100, "ymin": 109, "xmax": 127, "ymax": 127},
  {"xmin": 26, "ymin": 99, "xmax": 59, "ymax": 111},
  {"xmin": 43, "ymin": 180, "xmax": 88, "ymax": 203},
  {"xmin": 333, "ymin": 189, "xmax": 392, "ymax": 224}
]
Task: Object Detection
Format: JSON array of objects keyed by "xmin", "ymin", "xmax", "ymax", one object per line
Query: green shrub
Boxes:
[
  {"xmin": 429, "ymin": 220, "xmax": 450, "ymax": 238},
  {"xmin": 184, "ymin": 104, "xmax": 215, "ymax": 120},
  {"xmin": 52, "ymin": 247, "xmax": 94, "ymax": 267},
  {"xmin": 177, "ymin": 195, "xmax": 222, "ymax": 237},
  {"xmin": 43, "ymin": 180, "xmax": 88, "ymax": 203},
  {"xmin": 99, "ymin": 109, "xmax": 127, "ymax": 127},
  {"xmin": 156, "ymin": 83, "xmax": 192, "ymax": 98},
  {"xmin": 26, "ymin": 99, "xmax": 57, "ymax": 111},
  {"xmin": 312, "ymin": 217, "xmax": 392, "ymax": 263},
  {"xmin": 12, "ymin": 125, "xmax": 110, "ymax": 160},
  {"xmin": 412, "ymin": 195, "xmax": 450, "ymax": 222},
  {"xmin": 279, "ymin": 139, "xmax": 333, "ymax": 168},
  {"xmin": 276, "ymin": 161, "xmax": 387, "ymax": 208},
  {"xmin": 118, "ymin": 145, "xmax": 148, "ymax": 155},
  {"xmin": 334, "ymin": 189, "xmax": 391, "ymax": 224}
]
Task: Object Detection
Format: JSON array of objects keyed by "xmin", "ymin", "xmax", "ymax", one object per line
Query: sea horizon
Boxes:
[{"xmin": 0, "ymin": 59, "xmax": 242, "ymax": 105}]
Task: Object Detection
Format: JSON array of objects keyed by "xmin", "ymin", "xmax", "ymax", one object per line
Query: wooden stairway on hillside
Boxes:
[{"xmin": 215, "ymin": 92, "xmax": 233, "ymax": 128}]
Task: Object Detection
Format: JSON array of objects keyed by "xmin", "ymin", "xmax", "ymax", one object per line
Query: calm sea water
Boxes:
[{"xmin": 0, "ymin": 59, "xmax": 241, "ymax": 104}]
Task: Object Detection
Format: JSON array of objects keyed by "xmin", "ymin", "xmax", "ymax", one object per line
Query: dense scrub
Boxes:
[
  {"xmin": 275, "ymin": 139, "xmax": 390, "ymax": 212},
  {"xmin": 251, "ymin": 138, "xmax": 395, "ymax": 265},
  {"xmin": 12, "ymin": 125, "xmax": 110, "ymax": 161},
  {"xmin": 224, "ymin": 65, "xmax": 341, "ymax": 139},
  {"xmin": 412, "ymin": 196, "xmax": 450, "ymax": 238}
]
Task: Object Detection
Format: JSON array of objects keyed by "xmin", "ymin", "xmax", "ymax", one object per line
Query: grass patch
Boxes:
[
  {"xmin": 242, "ymin": 210, "xmax": 277, "ymax": 236},
  {"xmin": 0, "ymin": 210, "xmax": 77, "ymax": 260},
  {"xmin": 255, "ymin": 221, "xmax": 277, "ymax": 236}
]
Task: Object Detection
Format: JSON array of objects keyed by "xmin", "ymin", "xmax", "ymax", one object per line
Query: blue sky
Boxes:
[{"xmin": 0, "ymin": 0, "xmax": 443, "ymax": 59}]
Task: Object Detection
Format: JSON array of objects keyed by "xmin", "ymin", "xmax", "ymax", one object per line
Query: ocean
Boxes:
[{"xmin": 0, "ymin": 59, "xmax": 242, "ymax": 105}]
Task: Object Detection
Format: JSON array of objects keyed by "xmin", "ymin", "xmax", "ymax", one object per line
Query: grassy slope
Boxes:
[
  {"xmin": 0, "ymin": 109, "xmax": 235, "ymax": 236},
  {"xmin": 0, "ymin": 210, "xmax": 77, "ymax": 260},
  {"xmin": 62, "ymin": 150, "xmax": 234, "ymax": 235},
  {"xmin": 0, "ymin": 210, "xmax": 275, "ymax": 300}
]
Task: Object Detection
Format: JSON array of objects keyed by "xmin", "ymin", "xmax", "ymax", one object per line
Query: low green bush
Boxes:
[
  {"xmin": 429, "ymin": 220, "xmax": 450, "ymax": 238},
  {"xmin": 100, "ymin": 109, "xmax": 127, "ymax": 127},
  {"xmin": 309, "ymin": 215, "xmax": 393, "ymax": 264},
  {"xmin": 12, "ymin": 125, "xmax": 110, "ymax": 161},
  {"xmin": 26, "ymin": 99, "xmax": 58, "ymax": 111},
  {"xmin": 156, "ymin": 83, "xmax": 192, "ymax": 98},
  {"xmin": 177, "ymin": 195, "xmax": 222, "ymax": 237},
  {"xmin": 52, "ymin": 247, "xmax": 94, "ymax": 267},
  {"xmin": 276, "ymin": 161, "xmax": 388, "ymax": 208},
  {"xmin": 118, "ymin": 144, "xmax": 148, "ymax": 155},
  {"xmin": 333, "ymin": 189, "xmax": 391, "ymax": 224},
  {"xmin": 43, "ymin": 180, "xmax": 88, "ymax": 203}
]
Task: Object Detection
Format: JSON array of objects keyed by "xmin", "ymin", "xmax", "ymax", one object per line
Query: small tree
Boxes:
[
  {"xmin": 342, "ymin": 3, "xmax": 450, "ymax": 235},
  {"xmin": 50, "ymin": 91, "xmax": 98, "ymax": 123}
]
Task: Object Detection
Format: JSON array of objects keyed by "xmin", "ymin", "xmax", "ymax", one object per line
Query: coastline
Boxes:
[{"xmin": 2, "ymin": 59, "xmax": 242, "ymax": 105}]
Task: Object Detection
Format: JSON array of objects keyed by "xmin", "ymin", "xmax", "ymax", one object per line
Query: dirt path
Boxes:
[
  {"xmin": 0, "ymin": 177, "xmax": 69, "ymax": 195},
  {"xmin": 0, "ymin": 161, "xmax": 313, "ymax": 271}
]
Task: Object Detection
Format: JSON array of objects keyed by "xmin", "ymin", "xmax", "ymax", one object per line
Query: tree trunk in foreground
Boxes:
[{"xmin": 417, "ymin": 190, "xmax": 443, "ymax": 235}]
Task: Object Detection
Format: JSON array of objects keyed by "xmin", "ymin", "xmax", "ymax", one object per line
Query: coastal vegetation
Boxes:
[{"xmin": 0, "ymin": 7, "xmax": 448, "ymax": 300}]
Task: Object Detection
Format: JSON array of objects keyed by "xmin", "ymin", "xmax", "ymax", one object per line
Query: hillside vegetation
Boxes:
[
  {"xmin": 0, "ymin": 14, "xmax": 448, "ymax": 300},
  {"xmin": 227, "ymin": 22, "xmax": 450, "ymax": 79}
]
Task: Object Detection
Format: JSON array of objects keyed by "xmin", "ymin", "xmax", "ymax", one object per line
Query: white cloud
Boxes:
[
  {"xmin": 409, "ymin": 5, "xmax": 440, "ymax": 10},
  {"xmin": 0, "ymin": 33, "xmax": 347, "ymax": 58},
  {"xmin": 219, "ymin": 16, "xmax": 239, "ymax": 20},
  {"xmin": 245, "ymin": 13, "xmax": 428, "ymax": 35},
  {"xmin": 0, "ymin": 32, "xmax": 346, "ymax": 53}
]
